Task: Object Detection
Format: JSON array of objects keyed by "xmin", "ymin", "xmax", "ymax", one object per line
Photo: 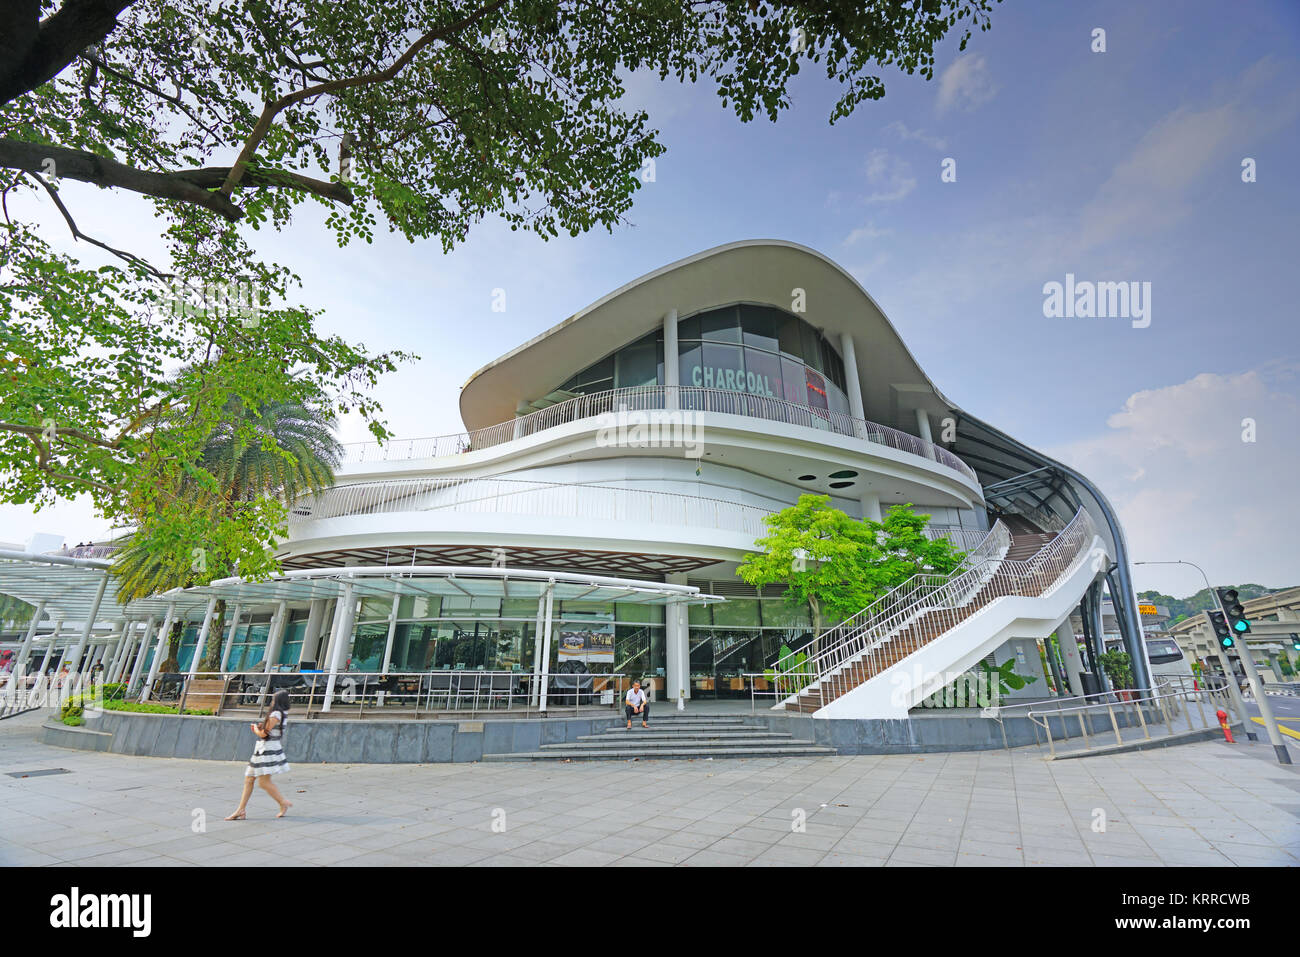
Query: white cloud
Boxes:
[
  {"xmin": 1047, "ymin": 368, "xmax": 1300, "ymax": 595},
  {"xmin": 844, "ymin": 222, "xmax": 890, "ymax": 245},
  {"xmin": 862, "ymin": 149, "xmax": 915, "ymax": 203},
  {"xmin": 937, "ymin": 55, "xmax": 998, "ymax": 114},
  {"xmin": 885, "ymin": 120, "xmax": 948, "ymax": 151},
  {"xmin": 1076, "ymin": 56, "xmax": 1297, "ymax": 252}
]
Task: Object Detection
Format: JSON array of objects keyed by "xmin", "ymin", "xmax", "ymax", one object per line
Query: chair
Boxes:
[
  {"xmin": 426, "ymin": 672, "xmax": 454, "ymax": 709},
  {"xmin": 454, "ymin": 671, "xmax": 483, "ymax": 709},
  {"xmin": 484, "ymin": 672, "xmax": 514, "ymax": 709}
]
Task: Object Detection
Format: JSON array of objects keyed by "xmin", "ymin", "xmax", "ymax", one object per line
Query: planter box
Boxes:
[{"xmin": 181, "ymin": 678, "xmax": 231, "ymax": 714}]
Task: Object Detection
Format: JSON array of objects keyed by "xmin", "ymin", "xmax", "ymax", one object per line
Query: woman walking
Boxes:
[{"xmin": 225, "ymin": 689, "xmax": 293, "ymax": 820}]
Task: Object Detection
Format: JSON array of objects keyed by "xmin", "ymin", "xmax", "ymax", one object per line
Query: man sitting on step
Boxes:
[{"xmin": 625, "ymin": 680, "xmax": 649, "ymax": 730}]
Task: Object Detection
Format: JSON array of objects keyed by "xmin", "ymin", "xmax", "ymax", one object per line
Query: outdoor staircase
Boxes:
[
  {"xmin": 788, "ymin": 528, "xmax": 1053, "ymax": 713},
  {"xmin": 774, "ymin": 507, "xmax": 1102, "ymax": 718},
  {"xmin": 483, "ymin": 714, "xmax": 833, "ymax": 761}
]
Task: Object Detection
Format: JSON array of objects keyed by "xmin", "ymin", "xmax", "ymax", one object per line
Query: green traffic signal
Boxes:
[{"xmin": 1216, "ymin": 586, "xmax": 1252, "ymax": 636}]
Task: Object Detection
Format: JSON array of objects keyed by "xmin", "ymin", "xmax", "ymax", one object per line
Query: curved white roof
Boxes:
[{"xmin": 460, "ymin": 239, "xmax": 958, "ymax": 431}]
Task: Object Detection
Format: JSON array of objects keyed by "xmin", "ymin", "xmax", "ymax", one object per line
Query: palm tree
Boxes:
[
  {"xmin": 112, "ymin": 396, "xmax": 342, "ymax": 672},
  {"xmin": 0, "ymin": 594, "xmax": 35, "ymax": 631}
]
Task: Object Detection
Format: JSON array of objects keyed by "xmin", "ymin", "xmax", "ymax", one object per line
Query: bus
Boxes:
[{"xmin": 1105, "ymin": 636, "xmax": 1196, "ymax": 685}]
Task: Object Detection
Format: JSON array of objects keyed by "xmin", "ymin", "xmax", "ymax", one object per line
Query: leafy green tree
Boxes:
[
  {"xmin": 0, "ymin": 594, "xmax": 36, "ymax": 629},
  {"xmin": 111, "ymin": 395, "xmax": 342, "ymax": 670},
  {"xmin": 737, "ymin": 495, "xmax": 967, "ymax": 635},
  {"xmin": 0, "ymin": 0, "xmax": 1000, "ymax": 583}
]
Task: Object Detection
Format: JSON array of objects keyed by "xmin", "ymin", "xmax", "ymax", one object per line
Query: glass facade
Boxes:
[
  {"xmin": 557, "ymin": 304, "xmax": 851, "ymax": 418},
  {"xmin": 682, "ymin": 596, "xmax": 815, "ymax": 699},
  {"xmin": 162, "ymin": 599, "xmax": 670, "ymax": 682},
  {"xmin": 126, "ymin": 596, "xmax": 812, "ymax": 702}
]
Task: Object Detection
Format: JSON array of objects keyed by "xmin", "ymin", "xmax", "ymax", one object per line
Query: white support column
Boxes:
[
  {"xmin": 219, "ymin": 602, "xmax": 243, "ymax": 673},
  {"xmin": 34, "ymin": 621, "xmax": 61, "ymax": 705},
  {"xmin": 90, "ymin": 636, "xmax": 110, "ymax": 670},
  {"xmin": 537, "ymin": 583, "xmax": 555, "ymax": 712},
  {"xmin": 262, "ymin": 601, "xmax": 289, "ymax": 674},
  {"xmin": 38, "ymin": 620, "xmax": 62, "ymax": 676},
  {"xmin": 322, "ymin": 581, "xmax": 355, "ymax": 713},
  {"xmin": 860, "ymin": 491, "xmax": 882, "ymax": 522},
  {"xmin": 1055, "ymin": 618, "xmax": 1085, "ymax": 696},
  {"xmin": 142, "ymin": 603, "xmax": 176, "ymax": 701},
  {"xmin": 15, "ymin": 599, "xmax": 46, "ymax": 682},
  {"xmin": 187, "ymin": 597, "xmax": 219, "ymax": 676},
  {"xmin": 377, "ymin": 591, "xmax": 402, "ymax": 706},
  {"xmin": 379, "ymin": 591, "xmax": 401, "ymax": 675},
  {"xmin": 665, "ymin": 572, "xmax": 690, "ymax": 704},
  {"xmin": 530, "ymin": 590, "xmax": 546, "ymax": 706},
  {"xmin": 112, "ymin": 622, "xmax": 137, "ymax": 683},
  {"xmin": 105, "ymin": 621, "xmax": 131, "ymax": 682},
  {"xmin": 68, "ymin": 571, "xmax": 109, "ymax": 688},
  {"xmin": 316, "ymin": 600, "xmax": 337, "ymax": 673},
  {"xmin": 839, "ymin": 332, "xmax": 868, "ymax": 439},
  {"xmin": 513, "ymin": 402, "xmax": 530, "ymax": 440},
  {"xmin": 915, "ymin": 407, "xmax": 937, "ymax": 461},
  {"xmin": 126, "ymin": 617, "xmax": 156, "ymax": 695},
  {"xmin": 663, "ymin": 308, "xmax": 679, "ymax": 411},
  {"xmin": 300, "ymin": 598, "xmax": 328, "ymax": 667}
]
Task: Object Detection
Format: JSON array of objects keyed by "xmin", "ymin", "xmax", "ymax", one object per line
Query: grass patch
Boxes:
[{"xmin": 60, "ymin": 693, "xmax": 211, "ymax": 725}]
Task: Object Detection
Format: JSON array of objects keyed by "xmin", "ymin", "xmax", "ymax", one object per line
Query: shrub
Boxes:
[{"xmin": 100, "ymin": 700, "xmax": 212, "ymax": 716}]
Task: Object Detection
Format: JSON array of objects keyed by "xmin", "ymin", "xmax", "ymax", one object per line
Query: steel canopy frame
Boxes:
[{"xmin": 949, "ymin": 413, "xmax": 1154, "ymax": 693}]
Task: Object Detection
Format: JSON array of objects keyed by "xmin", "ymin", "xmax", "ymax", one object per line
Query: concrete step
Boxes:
[
  {"xmin": 560, "ymin": 733, "xmax": 797, "ymax": 748},
  {"xmin": 585, "ymin": 727, "xmax": 791, "ymax": 738},
  {"xmin": 484, "ymin": 743, "xmax": 836, "ymax": 762},
  {"xmin": 603, "ymin": 721, "xmax": 765, "ymax": 731}
]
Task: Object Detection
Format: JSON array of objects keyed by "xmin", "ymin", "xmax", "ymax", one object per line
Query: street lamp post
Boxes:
[{"xmin": 1133, "ymin": 560, "xmax": 1255, "ymax": 743}]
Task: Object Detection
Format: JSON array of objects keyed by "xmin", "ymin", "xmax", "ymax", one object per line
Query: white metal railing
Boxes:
[
  {"xmin": 1014, "ymin": 504, "xmax": 1067, "ymax": 533},
  {"xmin": 150, "ymin": 669, "xmax": 633, "ymax": 718},
  {"xmin": 1014, "ymin": 674, "xmax": 1236, "ymax": 757},
  {"xmin": 52, "ymin": 544, "xmax": 120, "ymax": 559},
  {"xmin": 920, "ymin": 524, "xmax": 997, "ymax": 552},
  {"xmin": 289, "ymin": 478, "xmax": 996, "ymax": 548},
  {"xmin": 774, "ymin": 507, "xmax": 1099, "ymax": 710},
  {"xmin": 338, "ymin": 386, "xmax": 978, "ymax": 483},
  {"xmin": 288, "ymin": 476, "xmax": 774, "ymax": 538}
]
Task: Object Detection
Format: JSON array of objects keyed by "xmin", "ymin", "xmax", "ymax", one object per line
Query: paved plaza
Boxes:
[{"xmin": 2, "ymin": 711, "xmax": 1298, "ymax": 867}]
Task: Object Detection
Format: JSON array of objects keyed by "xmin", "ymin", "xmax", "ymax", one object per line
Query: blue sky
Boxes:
[{"xmin": 5, "ymin": 0, "xmax": 1298, "ymax": 597}]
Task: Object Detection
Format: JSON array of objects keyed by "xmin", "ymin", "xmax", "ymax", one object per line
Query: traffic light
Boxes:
[
  {"xmin": 1216, "ymin": 587, "xmax": 1252, "ymax": 636},
  {"xmin": 1208, "ymin": 610, "xmax": 1234, "ymax": 650},
  {"xmin": 1291, "ymin": 633, "xmax": 1300, "ymax": 653}
]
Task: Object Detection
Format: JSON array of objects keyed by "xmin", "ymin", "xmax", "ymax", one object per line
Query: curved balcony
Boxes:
[
  {"xmin": 287, "ymin": 476, "xmax": 993, "ymax": 552},
  {"xmin": 340, "ymin": 386, "xmax": 977, "ymax": 483},
  {"xmin": 288, "ymin": 476, "xmax": 774, "ymax": 539}
]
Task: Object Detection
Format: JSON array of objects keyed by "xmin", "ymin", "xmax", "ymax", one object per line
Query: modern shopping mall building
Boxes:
[{"xmin": 1, "ymin": 240, "xmax": 1152, "ymax": 718}]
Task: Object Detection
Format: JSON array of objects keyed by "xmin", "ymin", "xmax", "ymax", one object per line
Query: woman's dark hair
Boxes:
[{"xmin": 272, "ymin": 689, "xmax": 291, "ymax": 714}]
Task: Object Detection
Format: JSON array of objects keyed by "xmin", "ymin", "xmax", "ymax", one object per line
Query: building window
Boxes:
[{"xmin": 547, "ymin": 303, "xmax": 851, "ymax": 421}]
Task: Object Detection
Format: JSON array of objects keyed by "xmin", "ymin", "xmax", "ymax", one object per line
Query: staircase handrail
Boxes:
[
  {"xmin": 769, "ymin": 520, "xmax": 1011, "ymax": 676},
  {"xmin": 775, "ymin": 507, "xmax": 1098, "ymax": 704}
]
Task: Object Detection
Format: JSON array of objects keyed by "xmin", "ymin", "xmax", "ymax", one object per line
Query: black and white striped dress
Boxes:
[{"xmin": 245, "ymin": 709, "xmax": 289, "ymax": 777}]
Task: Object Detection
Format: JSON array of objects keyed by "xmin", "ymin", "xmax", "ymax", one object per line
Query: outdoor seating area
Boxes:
[{"xmin": 141, "ymin": 669, "xmax": 646, "ymax": 718}]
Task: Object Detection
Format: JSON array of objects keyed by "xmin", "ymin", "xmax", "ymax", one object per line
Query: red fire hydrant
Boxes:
[{"xmin": 1216, "ymin": 709, "xmax": 1234, "ymax": 743}]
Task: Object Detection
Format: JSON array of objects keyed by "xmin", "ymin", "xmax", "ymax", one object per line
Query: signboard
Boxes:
[
  {"xmin": 687, "ymin": 363, "xmax": 775, "ymax": 397},
  {"xmin": 557, "ymin": 612, "xmax": 614, "ymax": 665},
  {"xmin": 1138, "ymin": 603, "xmax": 1159, "ymax": 616}
]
